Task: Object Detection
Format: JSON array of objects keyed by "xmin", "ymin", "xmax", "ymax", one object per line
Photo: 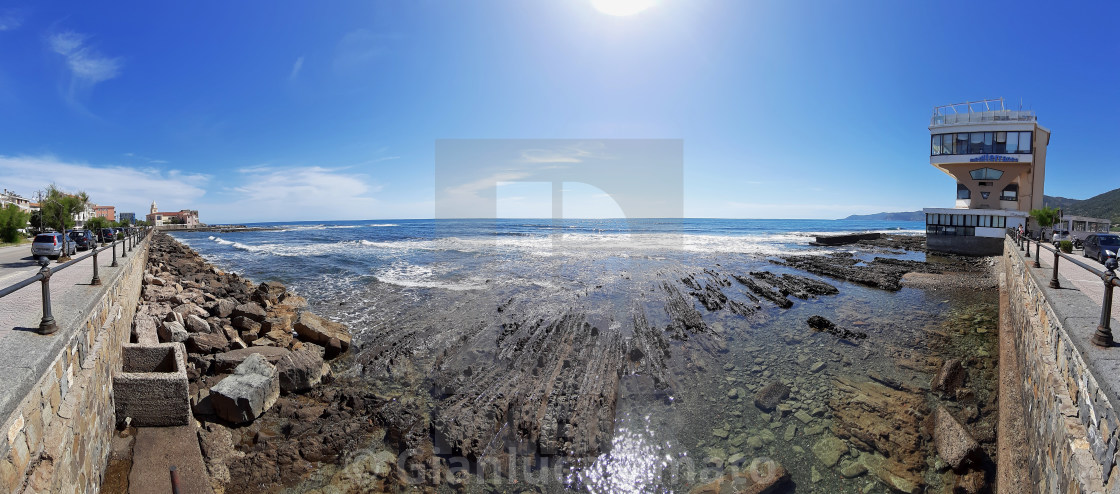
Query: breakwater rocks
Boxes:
[{"xmin": 131, "ymin": 233, "xmax": 383, "ymax": 493}]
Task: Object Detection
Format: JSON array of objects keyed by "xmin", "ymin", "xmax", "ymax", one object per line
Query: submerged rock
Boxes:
[
  {"xmin": 933, "ymin": 405, "xmax": 980, "ymax": 468},
  {"xmin": 753, "ymin": 381, "xmax": 790, "ymax": 412},
  {"xmin": 932, "ymin": 358, "xmax": 966, "ymax": 396},
  {"xmin": 811, "ymin": 435, "xmax": 847, "ymax": 467},
  {"xmin": 687, "ymin": 459, "xmax": 790, "ymax": 494},
  {"xmin": 830, "ymin": 377, "xmax": 927, "ymax": 491}
]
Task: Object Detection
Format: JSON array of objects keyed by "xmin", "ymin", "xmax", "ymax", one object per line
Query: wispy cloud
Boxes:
[
  {"xmin": 333, "ymin": 29, "xmax": 393, "ymax": 73},
  {"xmin": 289, "ymin": 56, "xmax": 304, "ymax": 80},
  {"xmin": 518, "ymin": 142, "xmax": 608, "ymax": 164},
  {"xmin": 212, "ymin": 166, "xmax": 384, "ymax": 222},
  {"xmin": 0, "ymin": 155, "xmax": 208, "ymax": 215},
  {"xmin": 0, "ymin": 9, "xmax": 25, "ymax": 31},
  {"xmin": 48, "ymin": 31, "xmax": 122, "ymax": 84}
]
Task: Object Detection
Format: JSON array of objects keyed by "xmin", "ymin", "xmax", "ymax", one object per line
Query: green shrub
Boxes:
[
  {"xmin": 0, "ymin": 204, "xmax": 30, "ymax": 243},
  {"xmin": 1060, "ymin": 240, "xmax": 1073, "ymax": 253}
]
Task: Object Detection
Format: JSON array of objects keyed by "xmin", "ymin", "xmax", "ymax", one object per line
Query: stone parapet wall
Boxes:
[
  {"xmin": 0, "ymin": 238, "xmax": 150, "ymax": 493},
  {"xmin": 1003, "ymin": 236, "xmax": 1119, "ymax": 493}
]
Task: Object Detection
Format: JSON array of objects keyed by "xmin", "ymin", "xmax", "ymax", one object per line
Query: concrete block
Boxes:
[
  {"xmin": 209, "ymin": 354, "xmax": 279, "ymax": 424},
  {"xmin": 113, "ymin": 344, "xmax": 190, "ymax": 427}
]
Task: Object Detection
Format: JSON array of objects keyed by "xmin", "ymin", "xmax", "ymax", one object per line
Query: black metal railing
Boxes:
[
  {"xmin": 1010, "ymin": 229, "xmax": 1119, "ymax": 347},
  {"xmin": 0, "ymin": 227, "xmax": 152, "ymax": 335}
]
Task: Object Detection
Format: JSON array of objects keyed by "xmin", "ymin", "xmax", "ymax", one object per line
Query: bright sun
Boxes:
[{"xmin": 590, "ymin": 0, "xmax": 657, "ymax": 16}]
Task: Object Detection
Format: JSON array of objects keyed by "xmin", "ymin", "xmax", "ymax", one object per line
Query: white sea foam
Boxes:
[
  {"xmin": 374, "ymin": 261, "xmax": 485, "ymax": 291},
  {"xmin": 367, "ymin": 223, "xmax": 398, "ymax": 227},
  {"xmin": 207, "ymin": 229, "xmax": 896, "ymax": 259}
]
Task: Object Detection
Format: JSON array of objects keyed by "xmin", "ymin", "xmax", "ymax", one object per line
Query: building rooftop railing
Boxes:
[{"xmin": 931, "ymin": 98, "xmax": 1036, "ymax": 127}]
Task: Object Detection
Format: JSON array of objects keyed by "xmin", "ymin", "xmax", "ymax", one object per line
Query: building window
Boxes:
[
  {"xmin": 956, "ymin": 133, "xmax": 969, "ymax": 154},
  {"xmin": 1005, "ymin": 131, "xmax": 1018, "ymax": 153},
  {"xmin": 1000, "ymin": 184, "xmax": 1018, "ymax": 201},
  {"xmin": 969, "ymin": 133, "xmax": 984, "ymax": 154},
  {"xmin": 969, "ymin": 168, "xmax": 1004, "ymax": 180},
  {"xmin": 956, "ymin": 183, "xmax": 970, "ymax": 199},
  {"xmin": 932, "ymin": 131, "xmax": 1033, "ymax": 155}
]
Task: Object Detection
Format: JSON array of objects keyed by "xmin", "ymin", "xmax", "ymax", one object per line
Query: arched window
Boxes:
[{"xmin": 969, "ymin": 168, "xmax": 1003, "ymax": 180}]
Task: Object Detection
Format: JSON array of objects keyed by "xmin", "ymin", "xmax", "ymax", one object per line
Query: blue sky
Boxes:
[{"xmin": 1, "ymin": 1, "xmax": 1118, "ymax": 223}]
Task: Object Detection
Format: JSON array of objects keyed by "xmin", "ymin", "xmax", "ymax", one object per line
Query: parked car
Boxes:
[
  {"xmin": 1083, "ymin": 234, "xmax": 1120, "ymax": 264},
  {"xmin": 98, "ymin": 228, "xmax": 115, "ymax": 243},
  {"xmin": 1052, "ymin": 229, "xmax": 1071, "ymax": 246},
  {"xmin": 31, "ymin": 233, "xmax": 76, "ymax": 259},
  {"xmin": 68, "ymin": 230, "xmax": 96, "ymax": 251}
]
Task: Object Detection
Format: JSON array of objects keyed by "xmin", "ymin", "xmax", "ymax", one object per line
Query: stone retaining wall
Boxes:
[
  {"xmin": 1003, "ymin": 236, "xmax": 1120, "ymax": 493},
  {"xmin": 0, "ymin": 237, "xmax": 150, "ymax": 493}
]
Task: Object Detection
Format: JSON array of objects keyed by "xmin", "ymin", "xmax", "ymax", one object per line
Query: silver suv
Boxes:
[{"xmin": 31, "ymin": 233, "xmax": 76, "ymax": 259}]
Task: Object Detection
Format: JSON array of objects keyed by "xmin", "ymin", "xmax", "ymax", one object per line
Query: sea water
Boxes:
[{"xmin": 171, "ymin": 218, "xmax": 996, "ymax": 493}]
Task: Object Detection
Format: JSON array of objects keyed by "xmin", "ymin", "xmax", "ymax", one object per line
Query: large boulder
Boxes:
[
  {"xmin": 257, "ymin": 281, "xmax": 286, "ymax": 303},
  {"xmin": 158, "ymin": 321, "xmax": 189, "ymax": 343},
  {"xmin": 187, "ymin": 331, "xmax": 230, "ymax": 354},
  {"xmin": 932, "ymin": 359, "xmax": 965, "ymax": 395},
  {"xmin": 184, "ymin": 314, "xmax": 211, "ymax": 334},
  {"xmin": 232, "ymin": 316, "xmax": 262, "ymax": 334},
  {"xmin": 209, "ymin": 354, "xmax": 280, "ymax": 424},
  {"xmin": 278, "ymin": 344, "xmax": 326, "ymax": 394},
  {"xmin": 754, "ymin": 381, "xmax": 790, "ymax": 412},
  {"xmin": 212, "ymin": 298, "xmax": 237, "ymax": 318},
  {"xmin": 294, "ymin": 312, "xmax": 351, "ymax": 354},
  {"xmin": 232, "ymin": 303, "xmax": 267, "ymax": 322},
  {"xmin": 933, "ymin": 406, "xmax": 979, "ymax": 468}
]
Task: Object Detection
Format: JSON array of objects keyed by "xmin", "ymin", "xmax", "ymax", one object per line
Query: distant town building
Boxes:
[
  {"xmin": 119, "ymin": 212, "xmax": 136, "ymax": 224},
  {"xmin": 923, "ymin": 98, "xmax": 1049, "ymax": 255},
  {"xmin": 0, "ymin": 189, "xmax": 31, "ymax": 211},
  {"xmin": 146, "ymin": 201, "xmax": 200, "ymax": 227},
  {"xmin": 93, "ymin": 205, "xmax": 116, "ymax": 221}
]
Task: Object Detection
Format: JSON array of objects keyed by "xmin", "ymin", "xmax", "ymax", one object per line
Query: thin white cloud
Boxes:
[
  {"xmin": 519, "ymin": 142, "xmax": 608, "ymax": 164},
  {"xmin": 0, "ymin": 9, "xmax": 25, "ymax": 31},
  {"xmin": 209, "ymin": 166, "xmax": 384, "ymax": 222},
  {"xmin": 48, "ymin": 31, "xmax": 122, "ymax": 84},
  {"xmin": 0, "ymin": 155, "xmax": 208, "ymax": 217},
  {"xmin": 289, "ymin": 56, "xmax": 304, "ymax": 80},
  {"xmin": 333, "ymin": 29, "xmax": 394, "ymax": 73}
]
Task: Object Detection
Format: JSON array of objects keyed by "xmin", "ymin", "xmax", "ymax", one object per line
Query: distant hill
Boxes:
[
  {"xmin": 1044, "ymin": 187, "xmax": 1120, "ymax": 225},
  {"xmin": 841, "ymin": 211, "xmax": 924, "ymax": 221}
]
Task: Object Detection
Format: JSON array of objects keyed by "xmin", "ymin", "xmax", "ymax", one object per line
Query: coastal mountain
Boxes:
[
  {"xmin": 841, "ymin": 187, "xmax": 1120, "ymax": 226},
  {"xmin": 841, "ymin": 211, "xmax": 925, "ymax": 221},
  {"xmin": 1044, "ymin": 187, "xmax": 1120, "ymax": 225}
]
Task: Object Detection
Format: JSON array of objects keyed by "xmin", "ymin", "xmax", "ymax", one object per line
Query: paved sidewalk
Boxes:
[
  {"xmin": 1026, "ymin": 243, "xmax": 1120, "ymax": 323},
  {"xmin": 0, "ymin": 243, "xmax": 133, "ymax": 420}
]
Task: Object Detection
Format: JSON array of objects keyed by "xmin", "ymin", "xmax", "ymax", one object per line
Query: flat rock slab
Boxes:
[
  {"xmin": 129, "ymin": 425, "xmax": 213, "ymax": 494},
  {"xmin": 294, "ymin": 312, "xmax": 351, "ymax": 352},
  {"xmin": 212, "ymin": 346, "xmax": 291, "ymax": 373},
  {"xmin": 934, "ymin": 405, "xmax": 979, "ymax": 468}
]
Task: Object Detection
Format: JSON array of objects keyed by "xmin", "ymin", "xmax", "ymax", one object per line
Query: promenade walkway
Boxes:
[
  {"xmin": 0, "ymin": 243, "xmax": 128, "ymax": 427},
  {"xmin": 1028, "ymin": 242, "xmax": 1120, "ymax": 323}
]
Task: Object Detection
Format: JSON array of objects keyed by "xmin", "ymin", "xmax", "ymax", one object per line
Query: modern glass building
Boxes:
[{"xmin": 923, "ymin": 98, "xmax": 1050, "ymax": 255}]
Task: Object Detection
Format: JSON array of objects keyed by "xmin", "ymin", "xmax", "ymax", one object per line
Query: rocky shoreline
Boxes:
[
  {"xmin": 110, "ymin": 233, "xmax": 397, "ymax": 493},
  {"xmin": 110, "ymin": 232, "xmax": 1002, "ymax": 493}
]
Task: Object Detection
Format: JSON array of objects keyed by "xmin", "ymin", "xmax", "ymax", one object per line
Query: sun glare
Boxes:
[{"xmin": 590, "ymin": 0, "xmax": 657, "ymax": 16}]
